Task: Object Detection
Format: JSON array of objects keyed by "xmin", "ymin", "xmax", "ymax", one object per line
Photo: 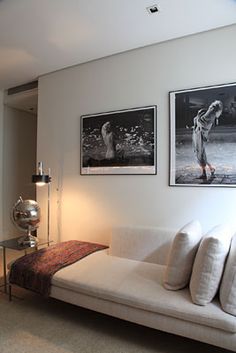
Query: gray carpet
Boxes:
[{"xmin": 0, "ymin": 287, "xmax": 232, "ymax": 353}]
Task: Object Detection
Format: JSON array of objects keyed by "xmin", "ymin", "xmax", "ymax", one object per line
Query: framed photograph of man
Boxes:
[
  {"xmin": 170, "ymin": 82, "xmax": 236, "ymax": 186},
  {"xmin": 81, "ymin": 106, "xmax": 157, "ymax": 175}
]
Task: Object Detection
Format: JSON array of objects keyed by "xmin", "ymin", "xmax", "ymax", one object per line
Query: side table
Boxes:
[{"xmin": 0, "ymin": 236, "xmax": 51, "ymax": 294}]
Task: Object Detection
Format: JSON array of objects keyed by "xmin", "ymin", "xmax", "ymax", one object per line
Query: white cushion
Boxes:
[
  {"xmin": 190, "ymin": 224, "xmax": 233, "ymax": 306},
  {"xmin": 220, "ymin": 233, "xmax": 236, "ymax": 315},
  {"xmin": 163, "ymin": 220, "xmax": 202, "ymax": 290}
]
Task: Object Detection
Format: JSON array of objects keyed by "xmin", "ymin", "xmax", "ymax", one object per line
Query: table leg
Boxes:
[
  {"xmin": 3, "ymin": 247, "xmax": 7, "ymax": 293},
  {"xmin": 9, "ymin": 284, "xmax": 12, "ymax": 301}
]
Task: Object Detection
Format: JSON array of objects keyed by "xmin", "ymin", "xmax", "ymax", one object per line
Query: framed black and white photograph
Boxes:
[
  {"xmin": 81, "ymin": 106, "xmax": 157, "ymax": 175},
  {"xmin": 170, "ymin": 82, "xmax": 236, "ymax": 186}
]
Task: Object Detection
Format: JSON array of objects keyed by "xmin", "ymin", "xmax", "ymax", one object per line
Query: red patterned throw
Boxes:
[{"xmin": 9, "ymin": 240, "xmax": 108, "ymax": 297}]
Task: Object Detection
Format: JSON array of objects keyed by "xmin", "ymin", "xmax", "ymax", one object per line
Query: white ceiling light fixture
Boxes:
[{"xmin": 146, "ymin": 4, "xmax": 159, "ymax": 14}]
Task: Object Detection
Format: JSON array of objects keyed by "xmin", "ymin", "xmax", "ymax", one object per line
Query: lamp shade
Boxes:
[
  {"xmin": 32, "ymin": 162, "xmax": 51, "ymax": 185},
  {"xmin": 32, "ymin": 174, "xmax": 51, "ymax": 184}
]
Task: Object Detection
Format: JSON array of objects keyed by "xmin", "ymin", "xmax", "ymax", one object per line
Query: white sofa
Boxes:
[{"xmin": 50, "ymin": 226, "xmax": 236, "ymax": 352}]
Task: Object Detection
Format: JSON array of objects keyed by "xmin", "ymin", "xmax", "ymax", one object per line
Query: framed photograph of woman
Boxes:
[
  {"xmin": 81, "ymin": 105, "xmax": 157, "ymax": 175},
  {"xmin": 170, "ymin": 82, "xmax": 236, "ymax": 186}
]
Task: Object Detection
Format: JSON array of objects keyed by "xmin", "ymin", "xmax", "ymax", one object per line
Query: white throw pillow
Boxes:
[
  {"xmin": 190, "ymin": 224, "xmax": 233, "ymax": 306},
  {"xmin": 163, "ymin": 220, "xmax": 202, "ymax": 290},
  {"xmin": 220, "ymin": 233, "xmax": 236, "ymax": 316}
]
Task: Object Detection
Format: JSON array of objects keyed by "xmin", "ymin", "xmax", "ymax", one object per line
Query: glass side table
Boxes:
[{"xmin": 0, "ymin": 236, "xmax": 51, "ymax": 294}]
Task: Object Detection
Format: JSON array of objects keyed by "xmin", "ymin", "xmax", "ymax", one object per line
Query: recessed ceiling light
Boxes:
[{"xmin": 146, "ymin": 4, "xmax": 159, "ymax": 15}]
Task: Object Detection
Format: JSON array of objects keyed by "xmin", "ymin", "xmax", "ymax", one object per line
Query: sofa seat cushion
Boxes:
[{"xmin": 51, "ymin": 250, "xmax": 236, "ymax": 333}]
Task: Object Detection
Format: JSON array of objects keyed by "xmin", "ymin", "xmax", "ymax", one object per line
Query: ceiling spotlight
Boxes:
[{"xmin": 146, "ymin": 5, "xmax": 159, "ymax": 14}]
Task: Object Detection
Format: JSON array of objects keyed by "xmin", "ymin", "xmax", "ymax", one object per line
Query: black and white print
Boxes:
[
  {"xmin": 81, "ymin": 106, "xmax": 157, "ymax": 175},
  {"xmin": 170, "ymin": 82, "xmax": 236, "ymax": 186}
]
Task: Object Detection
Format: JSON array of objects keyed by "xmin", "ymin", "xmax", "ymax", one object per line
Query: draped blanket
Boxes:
[{"xmin": 9, "ymin": 240, "xmax": 108, "ymax": 297}]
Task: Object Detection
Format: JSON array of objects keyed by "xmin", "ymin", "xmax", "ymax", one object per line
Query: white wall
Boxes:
[
  {"xmin": 38, "ymin": 24, "xmax": 236, "ymax": 244},
  {"xmin": 0, "ymin": 91, "xmax": 3, "ymax": 240},
  {"xmin": 2, "ymin": 106, "xmax": 37, "ymax": 239}
]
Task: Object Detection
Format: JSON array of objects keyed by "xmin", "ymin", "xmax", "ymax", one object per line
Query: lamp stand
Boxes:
[
  {"xmin": 32, "ymin": 162, "xmax": 51, "ymax": 246},
  {"xmin": 47, "ymin": 179, "xmax": 50, "ymax": 246}
]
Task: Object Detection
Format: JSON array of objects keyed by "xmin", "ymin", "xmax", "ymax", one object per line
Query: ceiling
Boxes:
[{"xmin": 0, "ymin": 0, "xmax": 236, "ymax": 91}]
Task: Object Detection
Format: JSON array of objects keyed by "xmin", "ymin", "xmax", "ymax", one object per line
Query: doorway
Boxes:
[{"xmin": 2, "ymin": 83, "xmax": 38, "ymax": 239}]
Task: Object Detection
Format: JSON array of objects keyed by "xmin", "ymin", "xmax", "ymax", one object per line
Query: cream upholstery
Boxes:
[
  {"xmin": 190, "ymin": 224, "xmax": 233, "ymax": 306},
  {"xmin": 52, "ymin": 250, "xmax": 236, "ymax": 333},
  {"xmin": 49, "ymin": 225, "xmax": 236, "ymax": 352},
  {"xmin": 51, "ymin": 286, "xmax": 236, "ymax": 352},
  {"xmin": 220, "ymin": 234, "xmax": 236, "ymax": 316},
  {"xmin": 163, "ymin": 220, "xmax": 202, "ymax": 290},
  {"xmin": 109, "ymin": 226, "xmax": 175, "ymax": 265}
]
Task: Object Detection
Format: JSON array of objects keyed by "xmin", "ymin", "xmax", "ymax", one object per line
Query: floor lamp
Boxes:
[{"xmin": 32, "ymin": 162, "xmax": 51, "ymax": 246}]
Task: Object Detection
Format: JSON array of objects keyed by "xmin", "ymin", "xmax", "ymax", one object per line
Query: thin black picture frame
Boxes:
[
  {"xmin": 169, "ymin": 82, "xmax": 236, "ymax": 187},
  {"xmin": 80, "ymin": 105, "xmax": 157, "ymax": 175}
]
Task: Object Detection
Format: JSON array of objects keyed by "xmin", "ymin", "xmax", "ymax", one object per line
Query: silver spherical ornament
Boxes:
[{"xmin": 12, "ymin": 196, "xmax": 41, "ymax": 246}]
